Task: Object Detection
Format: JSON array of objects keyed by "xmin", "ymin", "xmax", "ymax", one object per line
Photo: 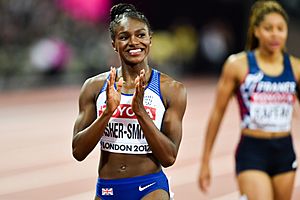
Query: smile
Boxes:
[{"xmin": 129, "ymin": 49, "xmax": 142, "ymax": 53}]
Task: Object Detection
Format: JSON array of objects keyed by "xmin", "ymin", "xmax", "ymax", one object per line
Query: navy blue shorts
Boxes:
[
  {"xmin": 235, "ymin": 135, "xmax": 297, "ymax": 176},
  {"xmin": 96, "ymin": 170, "xmax": 170, "ymax": 200}
]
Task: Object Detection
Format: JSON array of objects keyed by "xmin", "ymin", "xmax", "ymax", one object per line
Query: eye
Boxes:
[
  {"xmin": 118, "ymin": 35, "xmax": 128, "ymax": 41},
  {"xmin": 277, "ymin": 25, "xmax": 286, "ymax": 32},
  {"xmin": 138, "ymin": 33, "xmax": 146, "ymax": 38},
  {"xmin": 264, "ymin": 26, "xmax": 272, "ymax": 31}
]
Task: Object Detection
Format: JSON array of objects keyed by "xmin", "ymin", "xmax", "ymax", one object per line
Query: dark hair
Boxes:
[
  {"xmin": 245, "ymin": 0, "xmax": 289, "ymax": 50},
  {"xmin": 109, "ymin": 3, "xmax": 152, "ymax": 40}
]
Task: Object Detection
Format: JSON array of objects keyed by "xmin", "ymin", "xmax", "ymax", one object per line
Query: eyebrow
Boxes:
[{"xmin": 118, "ymin": 28, "xmax": 147, "ymax": 35}]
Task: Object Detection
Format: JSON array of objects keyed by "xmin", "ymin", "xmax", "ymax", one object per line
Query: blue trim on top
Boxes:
[
  {"xmin": 100, "ymin": 74, "xmax": 109, "ymax": 93},
  {"xmin": 121, "ymin": 92, "xmax": 133, "ymax": 96},
  {"xmin": 147, "ymin": 69, "xmax": 164, "ymax": 102},
  {"xmin": 247, "ymin": 51, "xmax": 259, "ymax": 74},
  {"xmin": 247, "ymin": 51, "xmax": 296, "ymax": 82},
  {"xmin": 282, "ymin": 53, "xmax": 296, "ymax": 81}
]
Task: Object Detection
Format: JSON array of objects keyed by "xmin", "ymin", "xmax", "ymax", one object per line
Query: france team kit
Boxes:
[
  {"xmin": 235, "ymin": 51, "xmax": 298, "ymax": 176},
  {"xmin": 95, "ymin": 69, "xmax": 171, "ymax": 199}
]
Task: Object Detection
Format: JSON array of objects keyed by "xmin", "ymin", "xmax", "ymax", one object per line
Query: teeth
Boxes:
[{"xmin": 129, "ymin": 49, "xmax": 141, "ymax": 53}]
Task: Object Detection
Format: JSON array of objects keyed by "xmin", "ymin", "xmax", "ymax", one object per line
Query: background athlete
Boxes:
[
  {"xmin": 72, "ymin": 3, "xmax": 187, "ymax": 200},
  {"xmin": 198, "ymin": 0, "xmax": 300, "ymax": 199}
]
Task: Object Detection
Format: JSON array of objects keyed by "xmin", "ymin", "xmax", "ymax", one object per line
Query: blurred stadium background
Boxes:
[{"xmin": 1, "ymin": 0, "xmax": 299, "ymax": 91}]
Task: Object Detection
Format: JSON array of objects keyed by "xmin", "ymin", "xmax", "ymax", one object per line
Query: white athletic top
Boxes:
[{"xmin": 96, "ymin": 69, "xmax": 165, "ymax": 154}]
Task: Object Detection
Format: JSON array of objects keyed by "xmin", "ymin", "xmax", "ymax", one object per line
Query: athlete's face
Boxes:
[
  {"xmin": 112, "ymin": 17, "xmax": 152, "ymax": 65},
  {"xmin": 254, "ymin": 12, "xmax": 288, "ymax": 53}
]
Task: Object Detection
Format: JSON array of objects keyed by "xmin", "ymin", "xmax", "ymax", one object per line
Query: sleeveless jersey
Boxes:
[
  {"xmin": 96, "ymin": 69, "xmax": 165, "ymax": 154},
  {"xmin": 236, "ymin": 51, "xmax": 297, "ymax": 132}
]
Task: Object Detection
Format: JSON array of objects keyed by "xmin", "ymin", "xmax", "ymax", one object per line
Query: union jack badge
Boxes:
[{"xmin": 102, "ymin": 188, "xmax": 113, "ymax": 195}]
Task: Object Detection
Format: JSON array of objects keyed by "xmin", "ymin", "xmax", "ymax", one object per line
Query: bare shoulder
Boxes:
[
  {"xmin": 160, "ymin": 72, "xmax": 186, "ymax": 91},
  {"xmin": 159, "ymin": 72, "xmax": 187, "ymax": 108},
  {"xmin": 83, "ymin": 72, "xmax": 109, "ymax": 87},
  {"xmin": 225, "ymin": 51, "xmax": 247, "ymax": 69},
  {"xmin": 289, "ymin": 54, "xmax": 300, "ymax": 64},
  {"xmin": 290, "ymin": 55, "xmax": 300, "ymax": 68},
  {"xmin": 290, "ymin": 55, "xmax": 300, "ymax": 81},
  {"xmin": 222, "ymin": 51, "xmax": 248, "ymax": 81},
  {"xmin": 79, "ymin": 71, "xmax": 110, "ymax": 99}
]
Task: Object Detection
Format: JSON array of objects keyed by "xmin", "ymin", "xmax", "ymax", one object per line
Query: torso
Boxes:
[
  {"xmin": 235, "ymin": 51, "xmax": 297, "ymax": 136},
  {"xmin": 95, "ymin": 68, "xmax": 166, "ymax": 178}
]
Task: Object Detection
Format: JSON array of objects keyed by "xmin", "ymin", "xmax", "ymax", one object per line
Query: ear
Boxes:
[
  {"xmin": 149, "ymin": 36, "xmax": 152, "ymax": 46},
  {"xmin": 112, "ymin": 40, "xmax": 117, "ymax": 52}
]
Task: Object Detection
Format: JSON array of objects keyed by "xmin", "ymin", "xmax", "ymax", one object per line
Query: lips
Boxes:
[{"xmin": 269, "ymin": 41, "xmax": 281, "ymax": 47}]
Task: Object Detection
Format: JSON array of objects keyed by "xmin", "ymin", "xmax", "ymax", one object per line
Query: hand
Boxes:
[
  {"xmin": 105, "ymin": 67, "xmax": 123, "ymax": 114},
  {"xmin": 132, "ymin": 69, "xmax": 146, "ymax": 116},
  {"xmin": 198, "ymin": 163, "xmax": 211, "ymax": 193}
]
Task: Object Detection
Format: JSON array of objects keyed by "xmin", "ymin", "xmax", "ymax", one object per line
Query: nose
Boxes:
[{"xmin": 129, "ymin": 35, "xmax": 139, "ymax": 45}]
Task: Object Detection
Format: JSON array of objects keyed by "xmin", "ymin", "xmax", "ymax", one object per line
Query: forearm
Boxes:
[
  {"xmin": 72, "ymin": 110, "xmax": 112, "ymax": 161},
  {"xmin": 136, "ymin": 111, "xmax": 177, "ymax": 167},
  {"xmin": 201, "ymin": 112, "xmax": 223, "ymax": 164}
]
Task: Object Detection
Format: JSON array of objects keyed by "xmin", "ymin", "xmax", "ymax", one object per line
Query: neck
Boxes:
[
  {"xmin": 121, "ymin": 62, "xmax": 149, "ymax": 74},
  {"xmin": 119, "ymin": 64, "xmax": 151, "ymax": 87},
  {"xmin": 255, "ymin": 48, "xmax": 283, "ymax": 63}
]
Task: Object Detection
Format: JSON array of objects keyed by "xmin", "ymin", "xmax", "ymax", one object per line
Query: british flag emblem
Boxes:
[{"xmin": 102, "ymin": 188, "xmax": 113, "ymax": 195}]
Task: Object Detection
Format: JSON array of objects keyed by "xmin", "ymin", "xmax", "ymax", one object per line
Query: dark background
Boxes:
[{"xmin": 0, "ymin": 0, "xmax": 299, "ymax": 90}]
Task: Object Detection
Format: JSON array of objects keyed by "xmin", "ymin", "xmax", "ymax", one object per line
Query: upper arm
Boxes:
[
  {"xmin": 160, "ymin": 78, "xmax": 187, "ymax": 150},
  {"xmin": 73, "ymin": 78, "xmax": 101, "ymax": 137},
  {"xmin": 213, "ymin": 54, "xmax": 243, "ymax": 113},
  {"xmin": 290, "ymin": 56, "xmax": 300, "ymax": 99}
]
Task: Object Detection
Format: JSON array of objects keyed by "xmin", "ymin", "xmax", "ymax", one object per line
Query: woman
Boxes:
[
  {"xmin": 198, "ymin": 1, "xmax": 300, "ymax": 199},
  {"xmin": 72, "ymin": 3, "xmax": 187, "ymax": 200}
]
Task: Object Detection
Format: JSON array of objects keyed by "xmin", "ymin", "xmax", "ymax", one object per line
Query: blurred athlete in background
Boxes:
[{"xmin": 198, "ymin": 1, "xmax": 300, "ymax": 199}]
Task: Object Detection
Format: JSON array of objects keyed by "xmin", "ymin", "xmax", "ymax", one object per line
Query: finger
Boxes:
[
  {"xmin": 140, "ymin": 69, "xmax": 147, "ymax": 88},
  {"xmin": 135, "ymin": 75, "xmax": 140, "ymax": 84},
  {"xmin": 106, "ymin": 79, "xmax": 111, "ymax": 96},
  {"xmin": 117, "ymin": 77, "xmax": 123, "ymax": 93},
  {"xmin": 109, "ymin": 66, "xmax": 116, "ymax": 85},
  {"xmin": 135, "ymin": 74, "xmax": 146, "ymax": 93},
  {"xmin": 135, "ymin": 81, "xmax": 140, "ymax": 93},
  {"xmin": 201, "ymin": 178, "xmax": 210, "ymax": 193}
]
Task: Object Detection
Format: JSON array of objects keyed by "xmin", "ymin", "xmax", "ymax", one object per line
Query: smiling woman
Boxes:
[{"xmin": 71, "ymin": 3, "xmax": 187, "ymax": 200}]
